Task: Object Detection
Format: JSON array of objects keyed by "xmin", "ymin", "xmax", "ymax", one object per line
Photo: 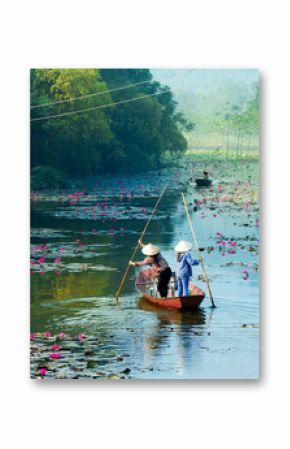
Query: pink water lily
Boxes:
[
  {"xmin": 59, "ymin": 332, "xmax": 65, "ymax": 339},
  {"xmin": 51, "ymin": 344, "xmax": 61, "ymax": 350},
  {"xmin": 242, "ymin": 269, "xmax": 249, "ymax": 280},
  {"xmin": 79, "ymin": 333, "xmax": 86, "ymax": 341},
  {"xmin": 30, "ymin": 333, "xmax": 36, "ymax": 341},
  {"xmin": 229, "ymin": 241, "xmax": 236, "ymax": 246},
  {"xmin": 38, "ymin": 368, "xmax": 47, "ymax": 376},
  {"xmin": 43, "ymin": 331, "xmax": 51, "ymax": 337},
  {"xmin": 41, "ymin": 245, "xmax": 48, "ymax": 250},
  {"xmin": 59, "ymin": 247, "xmax": 65, "ymax": 253},
  {"xmin": 49, "ymin": 353, "xmax": 61, "ymax": 359},
  {"xmin": 38, "ymin": 257, "xmax": 46, "ymax": 264},
  {"xmin": 55, "ymin": 257, "xmax": 61, "ymax": 263},
  {"xmin": 216, "ymin": 232, "xmax": 223, "ymax": 237}
]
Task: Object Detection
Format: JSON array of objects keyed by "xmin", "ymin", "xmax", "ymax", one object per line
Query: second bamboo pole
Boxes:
[{"xmin": 181, "ymin": 192, "xmax": 216, "ymax": 307}]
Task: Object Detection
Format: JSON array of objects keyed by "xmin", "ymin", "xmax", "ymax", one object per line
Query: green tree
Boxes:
[
  {"xmin": 31, "ymin": 69, "xmax": 113, "ymax": 174},
  {"xmin": 31, "ymin": 68, "xmax": 190, "ymax": 177},
  {"xmin": 100, "ymin": 69, "xmax": 190, "ymax": 171}
]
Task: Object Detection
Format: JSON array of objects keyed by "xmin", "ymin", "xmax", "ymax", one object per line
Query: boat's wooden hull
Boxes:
[
  {"xmin": 195, "ymin": 178, "xmax": 212, "ymax": 187},
  {"xmin": 141, "ymin": 289, "xmax": 205, "ymax": 310}
]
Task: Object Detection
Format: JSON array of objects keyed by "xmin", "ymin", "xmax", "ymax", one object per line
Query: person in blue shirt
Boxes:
[{"xmin": 175, "ymin": 240, "xmax": 199, "ymax": 297}]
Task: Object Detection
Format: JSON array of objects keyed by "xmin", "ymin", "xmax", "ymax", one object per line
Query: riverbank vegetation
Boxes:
[
  {"xmin": 31, "ymin": 69, "xmax": 193, "ymax": 184},
  {"xmin": 185, "ymin": 84, "xmax": 259, "ymax": 154},
  {"xmin": 31, "ymin": 69, "xmax": 259, "ymax": 190},
  {"xmin": 185, "ymin": 149, "xmax": 259, "ymax": 161}
]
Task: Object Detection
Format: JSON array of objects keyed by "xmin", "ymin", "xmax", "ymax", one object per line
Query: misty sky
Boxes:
[{"xmin": 151, "ymin": 69, "xmax": 259, "ymax": 115}]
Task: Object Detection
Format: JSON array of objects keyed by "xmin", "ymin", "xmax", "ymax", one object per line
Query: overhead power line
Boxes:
[
  {"xmin": 30, "ymin": 79, "xmax": 154, "ymax": 109},
  {"xmin": 30, "ymin": 71, "xmax": 186, "ymax": 109},
  {"xmin": 30, "ymin": 89, "xmax": 171, "ymax": 122}
]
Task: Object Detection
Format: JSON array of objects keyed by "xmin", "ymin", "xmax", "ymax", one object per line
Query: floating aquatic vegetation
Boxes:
[
  {"xmin": 30, "ymin": 333, "xmax": 132, "ymax": 379},
  {"xmin": 45, "ymin": 202, "xmax": 167, "ymax": 222},
  {"xmin": 31, "ymin": 228, "xmax": 71, "ymax": 238}
]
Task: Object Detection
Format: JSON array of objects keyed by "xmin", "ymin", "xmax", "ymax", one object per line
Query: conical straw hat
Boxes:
[
  {"xmin": 175, "ymin": 240, "xmax": 193, "ymax": 252},
  {"xmin": 141, "ymin": 243, "xmax": 160, "ymax": 256}
]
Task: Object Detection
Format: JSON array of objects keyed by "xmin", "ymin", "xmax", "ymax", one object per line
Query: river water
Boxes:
[{"xmin": 30, "ymin": 158, "xmax": 259, "ymax": 379}]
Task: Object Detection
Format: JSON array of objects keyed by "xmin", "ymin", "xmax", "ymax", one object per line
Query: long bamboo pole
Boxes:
[
  {"xmin": 181, "ymin": 192, "xmax": 216, "ymax": 307},
  {"xmin": 115, "ymin": 186, "xmax": 167, "ymax": 304}
]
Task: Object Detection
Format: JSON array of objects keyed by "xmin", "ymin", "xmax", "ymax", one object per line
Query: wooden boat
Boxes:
[
  {"xmin": 195, "ymin": 178, "xmax": 212, "ymax": 187},
  {"xmin": 136, "ymin": 269, "xmax": 205, "ymax": 311}
]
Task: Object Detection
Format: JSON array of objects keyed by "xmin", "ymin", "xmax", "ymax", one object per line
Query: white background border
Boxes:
[{"xmin": 1, "ymin": 1, "xmax": 288, "ymax": 448}]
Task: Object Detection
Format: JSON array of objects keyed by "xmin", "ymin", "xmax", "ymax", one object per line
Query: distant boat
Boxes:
[
  {"xmin": 135, "ymin": 269, "xmax": 205, "ymax": 311},
  {"xmin": 195, "ymin": 178, "xmax": 213, "ymax": 187}
]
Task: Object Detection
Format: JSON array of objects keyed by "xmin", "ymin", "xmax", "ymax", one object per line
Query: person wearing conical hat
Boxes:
[
  {"xmin": 175, "ymin": 240, "xmax": 199, "ymax": 297},
  {"xmin": 129, "ymin": 240, "xmax": 172, "ymax": 298}
]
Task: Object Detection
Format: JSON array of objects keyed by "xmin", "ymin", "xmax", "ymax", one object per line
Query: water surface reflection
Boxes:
[{"xmin": 31, "ymin": 160, "xmax": 259, "ymax": 378}]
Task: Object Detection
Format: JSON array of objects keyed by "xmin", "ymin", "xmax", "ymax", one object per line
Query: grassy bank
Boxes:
[{"xmin": 185, "ymin": 149, "xmax": 259, "ymax": 161}]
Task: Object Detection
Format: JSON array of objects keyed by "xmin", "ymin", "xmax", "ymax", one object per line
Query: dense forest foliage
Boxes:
[{"xmin": 31, "ymin": 69, "xmax": 192, "ymax": 179}]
